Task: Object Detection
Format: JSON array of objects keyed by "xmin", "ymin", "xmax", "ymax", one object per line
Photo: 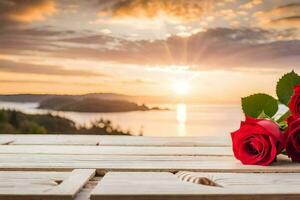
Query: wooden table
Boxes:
[{"xmin": 0, "ymin": 134, "xmax": 299, "ymax": 200}]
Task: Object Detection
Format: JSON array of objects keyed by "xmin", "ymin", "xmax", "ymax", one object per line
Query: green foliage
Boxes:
[
  {"xmin": 76, "ymin": 119, "xmax": 130, "ymax": 135},
  {"xmin": 242, "ymin": 93, "xmax": 278, "ymax": 118},
  {"xmin": 0, "ymin": 123, "xmax": 16, "ymax": 134},
  {"xmin": 9, "ymin": 111, "xmax": 20, "ymax": 128},
  {"xmin": 19, "ymin": 121, "xmax": 47, "ymax": 134},
  {"xmin": 29, "ymin": 113, "xmax": 77, "ymax": 133},
  {"xmin": 278, "ymin": 121, "xmax": 288, "ymax": 131},
  {"xmin": 276, "ymin": 70, "xmax": 300, "ymax": 105},
  {"xmin": 241, "ymin": 70, "xmax": 300, "ymax": 121},
  {"xmin": 0, "ymin": 110, "xmax": 7, "ymax": 123},
  {"xmin": 0, "ymin": 109, "xmax": 130, "ymax": 135}
]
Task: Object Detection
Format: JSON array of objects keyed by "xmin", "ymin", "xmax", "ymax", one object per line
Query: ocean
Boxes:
[{"xmin": 0, "ymin": 101, "xmax": 245, "ymax": 137}]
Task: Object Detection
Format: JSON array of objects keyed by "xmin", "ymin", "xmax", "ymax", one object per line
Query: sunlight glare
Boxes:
[
  {"xmin": 173, "ymin": 81, "xmax": 190, "ymax": 95},
  {"xmin": 176, "ymin": 104, "xmax": 187, "ymax": 136}
]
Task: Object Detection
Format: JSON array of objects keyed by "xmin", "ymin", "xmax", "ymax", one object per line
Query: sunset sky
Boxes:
[{"xmin": 0, "ymin": 0, "xmax": 299, "ymax": 103}]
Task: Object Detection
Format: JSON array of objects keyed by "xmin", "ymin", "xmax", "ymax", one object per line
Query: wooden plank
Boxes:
[
  {"xmin": 49, "ymin": 169, "xmax": 95, "ymax": 196},
  {"xmin": 0, "ymin": 145, "xmax": 233, "ymax": 156},
  {"xmin": 0, "ymin": 171, "xmax": 68, "ymax": 189},
  {"xmin": 99, "ymin": 135, "xmax": 231, "ymax": 147},
  {"xmin": 75, "ymin": 176, "xmax": 101, "ymax": 200},
  {"xmin": 0, "ymin": 134, "xmax": 100, "ymax": 146},
  {"xmin": 0, "ymin": 135, "xmax": 230, "ymax": 147},
  {"xmin": 91, "ymin": 172, "xmax": 300, "ymax": 200},
  {"xmin": 0, "ymin": 171, "xmax": 68, "ymax": 179},
  {"xmin": 0, "ymin": 138, "xmax": 14, "ymax": 145},
  {"xmin": 0, "ymin": 154, "xmax": 299, "ymax": 173},
  {"xmin": 0, "ymin": 170, "xmax": 67, "ymax": 199},
  {"xmin": 0, "ymin": 169, "xmax": 95, "ymax": 200}
]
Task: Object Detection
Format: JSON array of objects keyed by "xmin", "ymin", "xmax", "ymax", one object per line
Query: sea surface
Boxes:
[{"xmin": 0, "ymin": 101, "xmax": 247, "ymax": 137}]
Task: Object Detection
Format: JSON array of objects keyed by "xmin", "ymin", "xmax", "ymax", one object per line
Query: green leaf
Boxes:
[
  {"xmin": 276, "ymin": 70, "xmax": 300, "ymax": 105},
  {"xmin": 278, "ymin": 121, "xmax": 288, "ymax": 131},
  {"xmin": 242, "ymin": 93, "xmax": 278, "ymax": 118}
]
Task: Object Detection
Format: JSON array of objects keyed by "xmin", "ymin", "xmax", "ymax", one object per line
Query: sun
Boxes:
[{"xmin": 172, "ymin": 81, "xmax": 191, "ymax": 95}]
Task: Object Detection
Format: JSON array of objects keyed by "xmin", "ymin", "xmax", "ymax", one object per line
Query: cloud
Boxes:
[
  {"xmin": 0, "ymin": 0, "xmax": 298, "ymax": 73},
  {"xmin": 121, "ymin": 79, "xmax": 157, "ymax": 85},
  {"xmin": 240, "ymin": 0, "xmax": 262, "ymax": 10},
  {"xmin": 269, "ymin": 16, "xmax": 300, "ymax": 27},
  {"xmin": 100, "ymin": 28, "xmax": 112, "ymax": 35},
  {"xmin": 0, "ymin": 79, "xmax": 107, "ymax": 86},
  {"xmin": 50, "ymin": 27, "xmax": 300, "ymax": 70},
  {"xmin": 255, "ymin": 3, "xmax": 300, "ymax": 28},
  {"xmin": 0, "ymin": 59, "xmax": 107, "ymax": 77},
  {"xmin": 0, "ymin": 79, "xmax": 55, "ymax": 84},
  {"xmin": 0, "ymin": 27, "xmax": 77, "ymax": 55},
  {"xmin": 98, "ymin": 0, "xmax": 214, "ymax": 22},
  {"xmin": 217, "ymin": 9, "xmax": 236, "ymax": 20},
  {"xmin": 59, "ymin": 34, "xmax": 116, "ymax": 44},
  {"xmin": 0, "ymin": 0, "xmax": 56, "ymax": 27},
  {"xmin": 1, "ymin": 23, "xmax": 298, "ymax": 72}
]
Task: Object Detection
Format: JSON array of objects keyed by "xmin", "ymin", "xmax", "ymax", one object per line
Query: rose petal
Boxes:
[{"xmin": 231, "ymin": 117, "xmax": 282, "ymax": 166}]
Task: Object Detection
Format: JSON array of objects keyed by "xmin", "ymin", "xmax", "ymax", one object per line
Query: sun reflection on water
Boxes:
[{"xmin": 176, "ymin": 103, "xmax": 187, "ymax": 136}]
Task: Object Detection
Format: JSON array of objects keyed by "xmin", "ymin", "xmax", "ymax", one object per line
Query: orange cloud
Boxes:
[
  {"xmin": 269, "ymin": 16, "xmax": 300, "ymax": 27},
  {"xmin": 240, "ymin": 0, "xmax": 262, "ymax": 10},
  {"xmin": 49, "ymin": 28, "xmax": 299, "ymax": 71},
  {"xmin": 254, "ymin": 3, "xmax": 300, "ymax": 28},
  {"xmin": 1, "ymin": 0, "xmax": 56, "ymax": 23},
  {"xmin": 99, "ymin": 0, "xmax": 214, "ymax": 22}
]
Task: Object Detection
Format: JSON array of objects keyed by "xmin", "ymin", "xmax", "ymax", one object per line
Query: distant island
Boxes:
[
  {"xmin": 39, "ymin": 97, "xmax": 167, "ymax": 113},
  {"xmin": 0, "ymin": 93, "xmax": 177, "ymax": 104},
  {"xmin": 0, "ymin": 93, "xmax": 168, "ymax": 113}
]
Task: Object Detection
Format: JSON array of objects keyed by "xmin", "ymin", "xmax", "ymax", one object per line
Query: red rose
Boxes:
[
  {"xmin": 285, "ymin": 116, "xmax": 300, "ymax": 162},
  {"xmin": 231, "ymin": 117, "xmax": 284, "ymax": 166},
  {"xmin": 289, "ymin": 85, "xmax": 300, "ymax": 118}
]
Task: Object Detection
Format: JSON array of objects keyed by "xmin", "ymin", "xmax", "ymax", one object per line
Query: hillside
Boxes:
[
  {"xmin": 0, "ymin": 93, "xmax": 174, "ymax": 104},
  {"xmin": 38, "ymin": 97, "xmax": 161, "ymax": 113},
  {"xmin": 0, "ymin": 109, "xmax": 130, "ymax": 135}
]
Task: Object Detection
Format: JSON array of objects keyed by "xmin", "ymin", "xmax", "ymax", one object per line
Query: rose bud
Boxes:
[
  {"xmin": 289, "ymin": 85, "xmax": 300, "ymax": 118},
  {"xmin": 231, "ymin": 117, "xmax": 284, "ymax": 166},
  {"xmin": 285, "ymin": 116, "xmax": 300, "ymax": 162}
]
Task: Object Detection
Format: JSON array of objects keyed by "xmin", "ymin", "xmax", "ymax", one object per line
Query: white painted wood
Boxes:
[
  {"xmin": 0, "ymin": 134, "xmax": 101, "ymax": 146},
  {"xmin": 0, "ymin": 154, "xmax": 298, "ymax": 173},
  {"xmin": 0, "ymin": 145, "xmax": 233, "ymax": 156},
  {"xmin": 91, "ymin": 172, "xmax": 300, "ymax": 200},
  {"xmin": 0, "ymin": 135, "xmax": 230, "ymax": 147},
  {"xmin": 0, "ymin": 134, "xmax": 298, "ymax": 199},
  {"xmin": 0, "ymin": 171, "xmax": 68, "ymax": 189},
  {"xmin": 75, "ymin": 176, "xmax": 101, "ymax": 200},
  {"xmin": 0, "ymin": 169, "xmax": 95, "ymax": 200},
  {"xmin": 99, "ymin": 135, "xmax": 231, "ymax": 147},
  {"xmin": 0, "ymin": 139, "xmax": 14, "ymax": 145},
  {"xmin": 49, "ymin": 169, "xmax": 95, "ymax": 196},
  {"xmin": 0, "ymin": 171, "xmax": 69, "ymax": 179}
]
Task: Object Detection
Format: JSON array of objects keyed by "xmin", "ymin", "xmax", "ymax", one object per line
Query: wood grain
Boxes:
[
  {"xmin": 0, "ymin": 135, "xmax": 230, "ymax": 147},
  {"xmin": 0, "ymin": 154, "xmax": 298, "ymax": 173},
  {"xmin": 0, "ymin": 169, "xmax": 95, "ymax": 200},
  {"xmin": 0, "ymin": 135, "xmax": 101, "ymax": 146},
  {"xmin": 49, "ymin": 169, "xmax": 95, "ymax": 196},
  {"xmin": 0, "ymin": 134, "xmax": 299, "ymax": 200},
  {"xmin": 99, "ymin": 135, "xmax": 231, "ymax": 147},
  {"xmin": 0, "ymin": 145, "xmax": 233, "ymax": 156},
  {"xmin": 91, "ymin": 172, "xmax": 300, "ymax": 200}
]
